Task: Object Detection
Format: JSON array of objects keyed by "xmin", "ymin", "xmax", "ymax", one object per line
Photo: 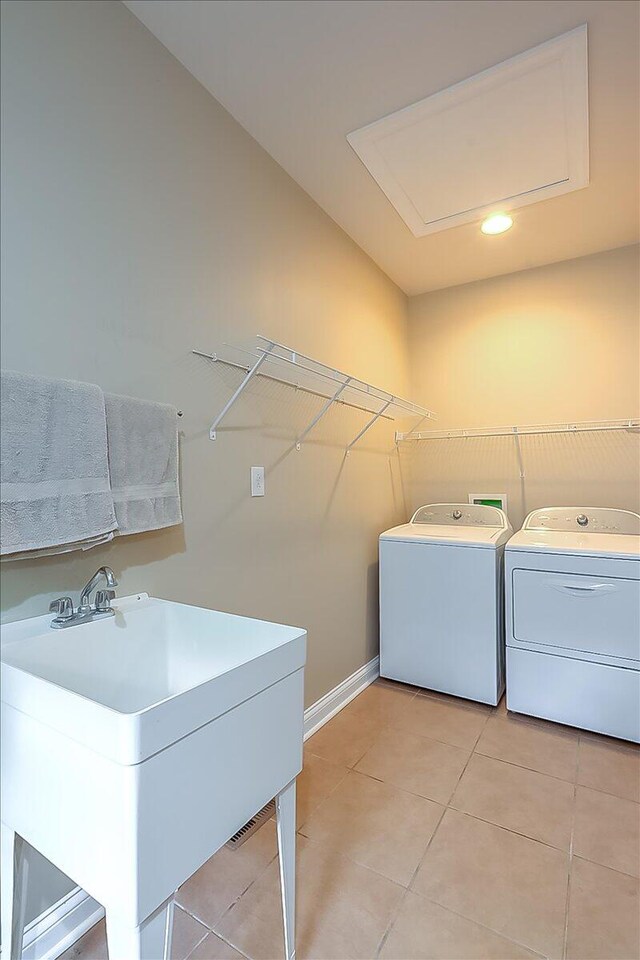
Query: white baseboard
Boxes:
[
  {"xmin": 303, "ymin": 655, "xmax": 379, "ymax": 739},
  {"xmin": 19, "ymin": 886, "xmax": 104, "ymax": 960},
  {"xmin": 12, "ymin": 657, "xmax": 379, "ymax": 960}
]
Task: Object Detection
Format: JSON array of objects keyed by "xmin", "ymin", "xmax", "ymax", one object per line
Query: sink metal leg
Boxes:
[
  {"xmin": 276, "ymin": 778, "xmax": 296, "ymax": 960},
  {"xmin": 0, "ymin": 823, "xmax": 28, "ymax": 960},
  {"xmin": 106, "ymin": 896, "xmax": 175, "ymax": 960}
]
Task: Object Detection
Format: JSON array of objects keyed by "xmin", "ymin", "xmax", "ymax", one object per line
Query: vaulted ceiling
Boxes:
[{"xmin": 125, "ymin": 1, "xmax": 639, "ymax": 295}]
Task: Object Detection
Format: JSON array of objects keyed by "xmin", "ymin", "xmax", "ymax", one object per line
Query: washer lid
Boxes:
[
  {"xmin": 507, "ymin": 507, "xmax": 640, "ymax": 559},
  {"xmin": 380, "ymin": 502, "xmax": 512, "ymax": 548}
]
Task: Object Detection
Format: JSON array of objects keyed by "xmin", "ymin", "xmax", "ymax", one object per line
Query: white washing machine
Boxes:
[
  {"xmin": 379, "ymin": 503, "xmax": 513, "ymax": 705},
  {"xmin": 506, "ymin": 507, "xmax": 640, "ymax": 742}
]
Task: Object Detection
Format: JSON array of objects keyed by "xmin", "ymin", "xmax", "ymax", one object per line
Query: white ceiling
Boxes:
[{"xmin": 124, "ymin": 0, "xmax": 640, "ymax": 296}]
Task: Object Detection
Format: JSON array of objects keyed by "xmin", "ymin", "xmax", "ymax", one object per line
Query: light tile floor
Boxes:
[{"xmin": 62, "ymin": 680, "xmax": 640, "ymax": 960}]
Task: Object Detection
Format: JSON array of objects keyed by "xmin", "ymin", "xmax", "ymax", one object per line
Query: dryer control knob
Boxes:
[
  {"xmin": 452, "ymin": 509, "xmax": 463, "ymax": 520},
  {"xmin": 576, "ymin": 514, "xmax": 589, "ymax": 526}
]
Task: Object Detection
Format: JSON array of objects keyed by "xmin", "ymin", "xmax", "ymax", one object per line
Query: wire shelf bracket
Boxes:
[
  {"xmin": 346, "ymin": 398, "xmax": 394, "ymax": 454},
  {"xmin": 204, "ymin": 344, "xmax": 274, "ymax": 440},
  {"xmin": 194, "ymin": 336, "xmax": 436, "ymax": 448},
  {"xmin": 295, "ymin": 377, "xmax": 351, "ymax": 450}
]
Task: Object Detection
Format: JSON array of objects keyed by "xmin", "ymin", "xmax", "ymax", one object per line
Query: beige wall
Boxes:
[
  {"xmin": 0, "ymin": 0, "xmax": 410, "ymax": 920},
  {"xmin": 407, "ymin": 245, "xmax": 640, "ymax": 528}
]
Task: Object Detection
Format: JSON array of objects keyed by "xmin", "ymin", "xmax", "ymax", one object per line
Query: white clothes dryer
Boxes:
[{"xmin": 506, "ymin": 507, "xmax": 640, "ymax": 742}]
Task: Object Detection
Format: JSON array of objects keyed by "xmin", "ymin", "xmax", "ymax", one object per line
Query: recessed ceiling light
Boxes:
[{"xmin": 481, "ymin": 213, "xmax": 513, "ymax": 235}]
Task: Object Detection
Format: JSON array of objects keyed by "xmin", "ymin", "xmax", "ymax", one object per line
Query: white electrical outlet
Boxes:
[{"xmin": 251, "ymin": 466, "xmax": 265, "ymax": 497}]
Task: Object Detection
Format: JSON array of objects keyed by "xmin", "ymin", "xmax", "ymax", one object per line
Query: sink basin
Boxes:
[
  {"xmin": 1, "ymin": 593, "xmax": 306, "ymax": 763},
  {"xmin": 1, "ymin": 594, "xmax": 305, "ymax": 956}
]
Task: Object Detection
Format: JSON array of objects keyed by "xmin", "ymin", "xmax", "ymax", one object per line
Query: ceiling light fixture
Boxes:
[{"xmin": 481, "ymin": 213, "xmax": 513, "ymax": 235}]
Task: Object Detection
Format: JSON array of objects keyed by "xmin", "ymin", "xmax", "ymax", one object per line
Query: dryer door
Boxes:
[{"xmin": 512, "ymin": 569, "xmax": 640, "ymax": 661}]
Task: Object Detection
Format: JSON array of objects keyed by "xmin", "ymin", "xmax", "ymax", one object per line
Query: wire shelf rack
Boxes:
[
  {"xmin": 395, "ymin": 418, "xmax": 640, "ymax": 480},
  {"xmin": 194, "ymin": 335, "xmax": 436, "ymax": 450},
  {"xmin": 396, "ymin": 418, "xmax": 640, "ymax": 442}
]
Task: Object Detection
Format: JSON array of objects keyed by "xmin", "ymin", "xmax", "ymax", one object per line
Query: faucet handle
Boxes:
[
  {"xmin": 49, "ymin": 597, "xmax": 74, "ymax": 619},
  {"xmin": 95, "ymin": 589, "xmax": 115, "ymax": 612}
]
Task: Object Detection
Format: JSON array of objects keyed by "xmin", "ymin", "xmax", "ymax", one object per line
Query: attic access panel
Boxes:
[{"xmin": 347, "ymin": 25, "xmax": 588, "ymax": 237}]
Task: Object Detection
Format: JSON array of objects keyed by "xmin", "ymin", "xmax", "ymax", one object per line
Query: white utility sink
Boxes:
[
  {"xmin": 1, "ymin": 594, "xmax": 306, "ymax": 959},
  {"xmin": 1, "ymin": 593, "xmax": 306, "ymax": 763}
]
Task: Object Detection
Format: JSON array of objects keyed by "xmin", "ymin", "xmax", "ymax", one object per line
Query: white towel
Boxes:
[
  {"xmin": 0, "ymin": 370, "xmax": 118, "ymax": 556},
  {"xmin": 105, "ymin": 393, "xmax": 182, "ymax": 536}
]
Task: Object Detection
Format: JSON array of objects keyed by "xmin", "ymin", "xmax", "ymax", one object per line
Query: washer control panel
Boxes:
[
  {"xmin": 524, "ymin": 507, "xmax": 640, "ymax": 535},
  {"xmin": 411, "ymin": 503, "xmax": 509, "ymax": 528}
]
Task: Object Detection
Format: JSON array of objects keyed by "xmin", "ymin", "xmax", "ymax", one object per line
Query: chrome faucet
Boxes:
[
  {"xmin": 49, "ymin": 566, "xmax": 118, "ymax": 629},
  {"xmin": 78, "ymin": 566, "xmax": 118, "ymax": 613}
]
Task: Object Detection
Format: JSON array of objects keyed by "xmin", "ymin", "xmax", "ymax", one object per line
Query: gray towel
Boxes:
[
  {"xmin": 105, "ymin": 393, "xmax": 182, "ymax": 535},
  {"xmin": 0, "ymin": 370, "xmax": 118, "ymax": 556},
  {"xmin": 1, "ymin": 532, "xmax": 115, "ymax": 563}
]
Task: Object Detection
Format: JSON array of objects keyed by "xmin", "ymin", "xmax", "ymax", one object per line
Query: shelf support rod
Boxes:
[
  {"xmin": 296, "ymin": 378, "xmax": 351, "ymax": 450},
  {"xmin": 512, "ymin": 426, "xmax": 526, "ymax": 479},
  {"xmin": 208, "ymin": 344, "xmax": 274, "ymax": 440},
  {"xmin": 346, "ymin": 398, "xmax": 394, "ymax": 454}
]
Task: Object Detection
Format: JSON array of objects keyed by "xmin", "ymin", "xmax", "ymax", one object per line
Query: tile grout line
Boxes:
[
  {"xmin": 374, "ymin": 706, "xmax": 492, "ymax": 753},
  {"xmin": 256, "ymin": 688, "xmax": 636, "ymax": 958},
  {"xmin": 334, "ymin": 691, "xmax": 638, "ymax": 956},
  {"xmin": 301, "ymin": 763, "xmax": 445, "ymax": 814},
  {"xmin": 445, "ymin": 804, "xmax": 572, "ymax": 855},
  {"xmin": 501, "ymin": 707, "xmax": 640, "ymax": 760},
  {"xmin": 490, "ymin": 708, "xmax": 583, "ymax": 737},
  {"xmin": 562, "ymin": 739, "xmax": 581, "ymax": 959},
  {"xmin": 441, "ymin": 803, "xmax": 578, "ymax": 861},
  {"xmin": 477, "ymin": 719, "xmax": 639, "ymax": 800},
  {"xmin": 470, "ymin": 706, "xmax": 492, "ymax": 751},
  {"xmin": 382, "ymin": 725, "xmax": 486, "ymax": 754},
  {"xmin": 304, "ymin": 689, "xmax": 460, "ymax": 957},
  {"xmin": 374, "ymin": 804, "xmax": 448, "ymax": 959},
  {"xmin": 383, "ymin": 706, "xmax": 565, "ymax": 959},
  {"xmin": 295, "ymin": 761, "xmax": 350, "ymax": 832},
  {"xmin": 373, "ymin": 888, "xmax": 412, "ymax": 959},
  {"xmin": 572, "ymin": 779, "xmax": 640, "ymax": 806},
  {"xmin": 214, "ymin": 691, "xmax": 426, "ymax": 959},
  {"xmin": 572, "ymin": 735, "xmax": 640, "ymax": 880},
  {"xmin": 569, "ymin": 852, "xmax": 640, "ymax": 880},
  {"xmin": 67, "ymin": 688, "xmax": 637, "ymax": 960},
  {"xmin": 580, "ymin": 730, "xmax": 640, "ymax": 748},
  {"xmin": 209, "ymin": 928, "xmax": 253, "ymax": 960},
  {"xmin": 493, "ymin": 709, "xmax": 640, "ymax": 767},
  {"xmin": 416, "ymin": 688, "xmax": 495, "ymax": 706},
  {"xmin": 304, "ymin": 690, "xmax": 419, "ymax": 769},
  {"xmin": 304, "ymin": 691, "xmax": 421, "ymax": 770},
  {"xmin": 452, "ymin": 712, "xmax": 579, "ymax": 854},
  {"xmin": 376, "ymin": 706, "xmax": 559, "ymax": 960},
  {"xmin": 393, "ymin": 889, "xmax": 551, "ymax": 960},
  {"xmin": 561, "ymin": 851, "xmax": 640, "ymax": 882},
  {"xmin": 180, "ymin": 926, "xmax": 214, "ymax": 960},
  {"xmin": 304, "ymin": 689, "xmax": 637, "ymax": 954},
  {"xmin": 443, "ymin": 707, "xmax": 491, "ymax": 802},
  {"xmin": 376, "ymin": 710, "xmax": 492, "ymax": 958},
  {"xmin": 179, "ymin": 841, "xmax": 280, "ymax": 941},
  {"xmin": 573, "ymin": 782, "xmax": 640, "ymax": 804},
  {"xmin": 472, "ymin": 745, "xmax": 612, "ymax": 790},
  {"xmin": 205, "ymin": 694, "xmax": 430, "ymax": 956},
  {"xmin": 174, "ymin": 900, "xmax": 216, "ymax": 933}
]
